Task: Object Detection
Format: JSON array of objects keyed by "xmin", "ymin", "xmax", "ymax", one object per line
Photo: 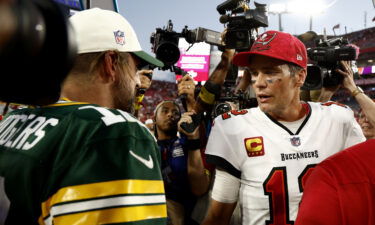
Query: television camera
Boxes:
[
  {"xmin": 303, "ymin": 37, "xmax": 358, "ymax": 90},
  {"xmin": 0, "ymin": 0, "xmax": 77, "ymax": 105},
  {"xmin": 150, "ymin": 0, "xmax": 268, "ymax": 70},
  {"xmin": 217, "ymin": 0, "xmax": 268, "ymax": 51},
  {"xmin": 150, "ymin": 0, "xmax": 267, "ymax": 132}
]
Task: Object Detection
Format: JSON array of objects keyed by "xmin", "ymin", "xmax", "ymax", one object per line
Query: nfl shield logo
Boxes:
[
  {"xmin": 290, "ymin": 137, "xmax": 301, "ymax": 147},
  {"xmin": 114, "ymin": 30, "xmax": 125, "ymax": 45}
]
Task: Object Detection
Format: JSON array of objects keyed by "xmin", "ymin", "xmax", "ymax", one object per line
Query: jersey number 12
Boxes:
[{"xmin": 263, "ymin": 165, "xmax": 316, "ymax": 225}]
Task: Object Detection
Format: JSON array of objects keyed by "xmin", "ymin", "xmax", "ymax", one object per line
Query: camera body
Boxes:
[
  {"xmin": 303, "ymin": 37, "xmax": 357, "ymax": 90},
  {"xmin": 150, "ymin": 20, "xmax": 183, "ymax": 69},
  {"xmin": 150, "ymin": 21, "xmax": 223, "ymax": 69},
  {"xmin": 212, "ymin": 79, "xmax": 257, "ymax": 119},
  {"xmin": 150, "ymin": 0, "xmax": 268, "ymax": 68},
  {"xmin": 218, "ymin": 0, "xmax": 268, "ymax": 51}
]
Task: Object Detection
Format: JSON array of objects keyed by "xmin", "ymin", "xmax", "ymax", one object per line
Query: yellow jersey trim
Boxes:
[{"xmin": 41, "ymin": 179, "xmax": 165, "ymax": 218}]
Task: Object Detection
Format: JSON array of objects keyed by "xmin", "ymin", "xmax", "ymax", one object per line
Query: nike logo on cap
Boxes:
[{"xmin": 129, "ymin": 150, "xmax": 154, "ymax": 169}]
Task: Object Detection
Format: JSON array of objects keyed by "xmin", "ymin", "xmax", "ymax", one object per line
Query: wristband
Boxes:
[
  {"xmin": 184, "ymin": 139, "xmax": 201, "ymax": 151},
  {"xmin": 351, "ymin": 86, "xmax": 364, "ymax": 97},
  {"xmin": 134, "ymin": 94, "xmax": 144, "ymax": 110},
  {"xmin": 198, "ymin": 81, "xmax": 221, "ymax": 105}
]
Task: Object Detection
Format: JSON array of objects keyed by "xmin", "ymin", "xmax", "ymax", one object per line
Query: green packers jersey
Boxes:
[{"xmin": 0, "ymin": 99, "xmax": 166, "ymax": 225}]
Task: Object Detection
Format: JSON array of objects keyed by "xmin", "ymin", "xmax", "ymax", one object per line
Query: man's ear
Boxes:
[
  {"xmin": 295, "ymin": 69, "xmax": 307, "ymax": 88},
  {"xmin": 101, "ymin": 51, "xmax": 118, "ymax": 83}
]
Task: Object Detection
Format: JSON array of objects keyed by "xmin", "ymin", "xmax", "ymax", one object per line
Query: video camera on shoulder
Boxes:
[
  {"xmin": 303, "ymin": 37, "xmax": 357, "ymax": 90},
  {"xmin": 217, "ymin": 0, "xmax": 268, "ymax": 51}
]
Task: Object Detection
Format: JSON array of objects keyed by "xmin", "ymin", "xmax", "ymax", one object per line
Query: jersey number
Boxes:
[
  {"xmin": 221, "ymin": 109, "xmax": 248, "ymax": 120},
  {"xmin": 79, "ymin": 106, "xmax": 137, "ymax": 126},
  {"xmin": 263, "ymin": 165, "xmax": 316, "ymax": 225}
]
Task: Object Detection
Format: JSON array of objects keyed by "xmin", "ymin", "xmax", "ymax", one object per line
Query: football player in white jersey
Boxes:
[{"xmin": 201, "ymin": 30, "xmax": 365, "ymax": 225}]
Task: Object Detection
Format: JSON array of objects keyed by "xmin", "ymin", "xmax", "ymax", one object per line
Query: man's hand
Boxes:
[
  {"xmin": 336, "ymin": 61, "xmax": 357, "ymax": 93},
  {"xmin": 177, "ymin": 75, "xmax": 196, "ymax": 111},
  {"xmin": 178, "ymin": 111, "xmax": 200, "ymax": 139},
  {"xmin": 137, "ymin": 69, "xmax": 153, "ymax": 90}
]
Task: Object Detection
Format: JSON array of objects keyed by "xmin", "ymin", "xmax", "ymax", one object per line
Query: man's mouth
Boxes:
[{"xmin": 257, "ymin": 94, "xmax": 271, "ymax": 103}]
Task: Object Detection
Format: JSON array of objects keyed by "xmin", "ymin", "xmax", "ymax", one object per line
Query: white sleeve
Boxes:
[
  {"xmin": 205, "ymin": 117, "xmax": 244, "ymax": 178},
  {"xmin": 211, "ymin": 169, "xmax": 240, "ymax": 203}
]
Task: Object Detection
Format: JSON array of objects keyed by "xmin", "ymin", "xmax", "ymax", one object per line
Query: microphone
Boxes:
[{"xmin": 219, "ymin": 15, "xmax": 230, "ymax": 24}]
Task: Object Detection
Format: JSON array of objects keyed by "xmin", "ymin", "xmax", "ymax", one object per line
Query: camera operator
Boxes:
[
  {"xmin": 306, "ymin": 59, "xmax": 375, "ymax": 139},
  {"xmin": 153, "ymin": 100, "xmax": 209, "ymax": 225},
  {"xmin": 337, "ymin": 60, "xmax": 375, "ymax": 126},
  {"xmin": 201, "ymin": 30, "xmax": 365, "ymax": 225},
  {"xmin": 0, "ymin": 8, "xmax": 167, "ymax": 225}
]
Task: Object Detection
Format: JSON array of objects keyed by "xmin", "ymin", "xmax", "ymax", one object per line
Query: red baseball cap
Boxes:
[{"xmin": 233, "ymin": 30, "xmax": 307, "ymax": 69}]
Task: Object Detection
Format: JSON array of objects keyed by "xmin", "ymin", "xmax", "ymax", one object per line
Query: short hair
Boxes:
[
  {"xmin": 69, "ymin": 51, "xmax": 131, "ymax": 78},
  {"xmin": 154, "ymin": 100, "xmax": 181, "ymax": 118},
  {"xmin": 287, "ymin": 63, "xmax": 304, "ymax": 76}
]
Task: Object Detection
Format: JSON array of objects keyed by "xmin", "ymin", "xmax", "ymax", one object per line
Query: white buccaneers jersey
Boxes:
[{"xmin": 206, "ymin": 102, "xmax": 365, "ymax": 225}]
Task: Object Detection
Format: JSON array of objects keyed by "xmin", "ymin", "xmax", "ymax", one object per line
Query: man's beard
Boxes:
[{"xmin": 111, "ymin": 77, "xmax": 135, "ymax": 113}]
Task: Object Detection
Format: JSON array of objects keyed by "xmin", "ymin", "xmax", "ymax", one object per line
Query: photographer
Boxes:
[
  {"xmin": 337, "ymin": 60, "xmax": 375, "ymax": 127},
  {"xmin": 306, "ymin": 58, "xmax": 375, "ymax": 139},
  {"xmin": 201, "ymin": 30, "xmax": 365, "ymax": 225},
  {"xmin": 0, "ymin": 8, "xmax": 167, "ymax": 225},
  {"xmin": 153, "ymin": 100, "xmax": 209, "ymax": 225}
]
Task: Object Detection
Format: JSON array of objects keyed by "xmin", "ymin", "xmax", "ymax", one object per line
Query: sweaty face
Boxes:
[
  {"xmin": 112, "ymin": 54, "xmax": 140, "ymax": 113},
  {"xmin": 248, "ymin": 55, "xmax": 300, "ymax": 118},
  {"xmin": 358, "ymin": 113, "xmax": 375, "ymax": 139},
  {"xmin": 155, "ymin": 102, "xmax": 181, "ymax": 133}
]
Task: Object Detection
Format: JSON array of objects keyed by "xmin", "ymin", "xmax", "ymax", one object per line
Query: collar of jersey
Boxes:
[
  {"xmin": 43, "ymin": 97, "xmax": 90, "ymax": 107},
  {"xmin": 265, "ymin": 102, "xmax": 312, "ymax": 136}
]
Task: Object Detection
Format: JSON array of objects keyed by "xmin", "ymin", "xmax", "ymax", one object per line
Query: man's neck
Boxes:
[
  {"xmin": 268, "ymin": 101, "xmax": 307, "ymax": 122},
  {"xmin": 61, "ymin": 79, "xmax": 112, "ymax": 108}
]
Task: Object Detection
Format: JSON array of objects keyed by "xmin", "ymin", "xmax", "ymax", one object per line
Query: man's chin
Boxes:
[{"xmin": 259, "ymin": 104, "xmax": 271, "ymax": 113}]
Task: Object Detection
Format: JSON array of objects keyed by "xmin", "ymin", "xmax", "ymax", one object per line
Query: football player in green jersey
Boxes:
[{"xmin": 0, "ymin": 8, "xmax": 167, "ymax": 225}]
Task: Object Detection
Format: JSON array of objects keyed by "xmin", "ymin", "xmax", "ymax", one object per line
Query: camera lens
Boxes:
[{"xmin": 156, "ymin": 42, "xmax": 180, "ymax": 66}]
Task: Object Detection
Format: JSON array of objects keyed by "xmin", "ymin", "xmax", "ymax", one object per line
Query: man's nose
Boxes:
[{"xmin": 253, "ymin": 73, "xmax": 267, "ymax": 88}]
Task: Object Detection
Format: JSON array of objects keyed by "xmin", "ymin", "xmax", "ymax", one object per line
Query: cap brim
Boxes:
[
  {"xmin": 232, "ymin": 52, "xmax": 253, "ymax": 67},
  {"xmin": 133, "ymin": 51, "xmax": 164, "ymax": 68}
]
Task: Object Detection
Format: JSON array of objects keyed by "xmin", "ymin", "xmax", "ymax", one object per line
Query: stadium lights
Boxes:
[
  {"xmin": 268, "ymin": 3, "xmax": 287, "ymax": 14},
  {"xmin": 268, "ymin": 0, "xmax": 330, "ymax": 31},
  {"xmin": 288, "ymin": 0, "xmax": 327, "ymax": 15},
  {"xmin": 269, "ymin": 0, "xmax": 327, "ymax": 15}
]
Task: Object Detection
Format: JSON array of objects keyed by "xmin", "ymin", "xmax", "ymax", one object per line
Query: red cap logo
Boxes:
[{"xmin": 251, "ymin": 33, "xmax": 277, "ymax": 52}]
